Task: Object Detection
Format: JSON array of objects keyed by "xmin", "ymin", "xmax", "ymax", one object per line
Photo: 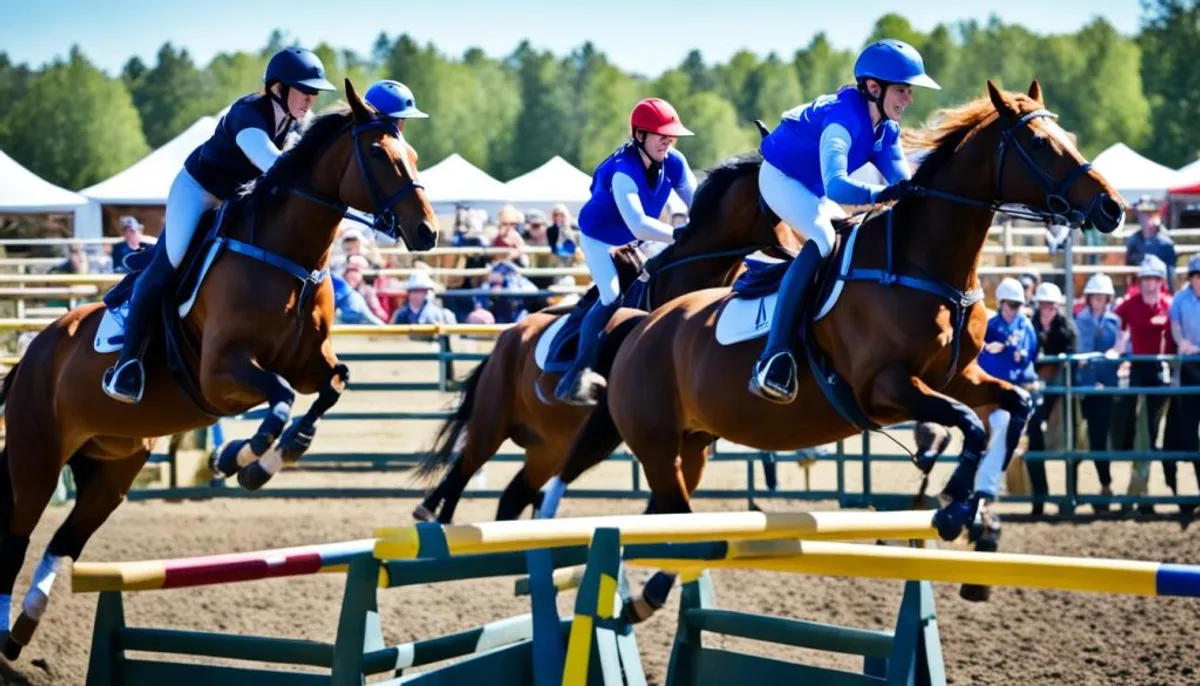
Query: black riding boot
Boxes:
[
  {"xmin": 554, "ymin": 297, "xmax": 621, "ymax": 406},
  {"xmin": 101, "ymin": 246, "xmax": 174, "ymax": 404},
  {"xmin": 749, "ymin": 240, "xmax": 823, "ymax": 404}
]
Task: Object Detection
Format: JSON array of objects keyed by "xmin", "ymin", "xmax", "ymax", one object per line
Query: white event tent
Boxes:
[
  {"xmin": 503, "ymin": 156, "xmax": 592, "ymax": 216},
  {"xmin": 0, "ymin": 149, "xmax": 101, "ymax": 237},
  {"xmin": 1091, "ymin": 143, "xmax": 1186, "ymax": 201},
  {"xmin": 80, "ymin": 116, "xmax": 219, "ymax": 205},
  {"xmin": 419, "ymin": 153, "xmax": 511, "ymax": 215}
]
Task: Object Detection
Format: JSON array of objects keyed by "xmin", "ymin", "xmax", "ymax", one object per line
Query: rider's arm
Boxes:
[
  {"xmin": 235, "ymin": 127, "xmax": 284, "ymax": 173},
  {"xmin": 612, "ymin": 172, "xmax": 677, "ymax": 243},
  {"xmin": 819, "ymin": 123, "xmax": 886, "ymax": 205},
  {"xmin": 873, "ymin": 124, "xmax": 912, "ymax": 185}
]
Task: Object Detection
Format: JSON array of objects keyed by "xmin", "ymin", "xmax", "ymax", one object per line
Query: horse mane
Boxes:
[
  {"xmin": 683, "ymin": 151, "xmax": 763, "ymax": 241},
  {"xmin": 902, "ymin": 91, "xmax": 1037, "ymax": 184},
  {"xmin": 238, "ymin": 103, "xmax": 354, "ymax": 201}
]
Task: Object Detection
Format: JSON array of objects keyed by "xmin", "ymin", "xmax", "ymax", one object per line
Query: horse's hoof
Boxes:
[
  {"xmin": 620, "ymin": 597, "xmax": 658, "ymax": 625},
  {"xmin": 236, "ymin": 461, "xmax": 274, "ymax": 491},
  {"xmin": 1, "ymin": 636, "xmax": 22, "ymax": 661},
  {"xmin": 959, "ymin": 583, "xmax": 992, "ymax": 602},
  {"xmin": 933, "ymin": 499, "xmax": 976, "ymax": 541},
  {"xmin": 210, "ymin": 440, "xmax": 248, "ymax": 477},
  {"xmin": 412, "ymin": 505, "xmax": 436, "ymax": 522}
]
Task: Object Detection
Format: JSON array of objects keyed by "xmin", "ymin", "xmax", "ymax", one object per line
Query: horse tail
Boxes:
[
  {"xmin": 0, "ymin": 361, "xmax": 18, "ymax": 418},
  {"xmin": 416, "ymin": 354, "xmax": 490, "ymax": 481}
]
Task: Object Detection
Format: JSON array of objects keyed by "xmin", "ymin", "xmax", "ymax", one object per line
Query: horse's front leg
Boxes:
[
  {"xmin": 867, "ymin": 363, "xmax": 989, "ymax": 541},
  {"xmin": 940, "ymin": 361, "xmax": 1033, "ymax": 534},
  {"xmin": 205, "ymin": 351, "xmax": 297, "ymax": 491},
  {"xmin": 270, "ymin": 342, "xmax": 348, "ymax": 468}
]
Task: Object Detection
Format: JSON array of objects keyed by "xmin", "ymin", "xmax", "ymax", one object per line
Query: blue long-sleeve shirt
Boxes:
[{"xmin": 978, "ymin": 311, "xmax": 1039, "ymax": 385}]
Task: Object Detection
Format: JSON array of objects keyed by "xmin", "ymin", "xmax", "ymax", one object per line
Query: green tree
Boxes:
[
  {"xmin": 6, "ymin": 47, "xmax": 148, "ymax": 189},
  {"xmin": 506, "ymin": 42, "xmax": 577, "ymax": 175},
  {"xmin": 864, "ymin": 13, "xmax": 927, "ymax": 49},
  {"xmin": 129, "ymin": 43, "xmax": 212, "ymax": 147},
  {"xmin": 712, "ymin": 50, "xmax": 760, "ymax": 123},
  {"xmin": 793, "ymin": 33, "xmax": 854, "ymax": 100},
  {"xmin": 203, "ymin": 50, "xmax": 269, "ymax": 115},
  {"xmin": 578, "ymin": 63, "xmax": 641, "ymax": 171},
  {"xmin": 0, "ymin": 53, "xmax": 33, "ymax": 144},
  {"xmin": 1138, "ymin": 0, "xmax": 1200, "ymax": 166},
  {"xmin": 675, "ymin": 91, "xmax": 757, "ymax": 169},
  {"xmin": 745, "ymin": 54, "xmax": 804, "ymax": 125}
]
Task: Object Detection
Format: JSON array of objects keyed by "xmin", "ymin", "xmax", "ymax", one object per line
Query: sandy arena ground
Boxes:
[{"xmin": 2, "ymin": 336, "xmax": 1198, "ymax": 685}]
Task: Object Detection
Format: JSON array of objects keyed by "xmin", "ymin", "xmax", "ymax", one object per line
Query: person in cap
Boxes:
[
  {"xmin": 1073, "ymin": 273, "xmax": 1121, "ymax": 509},
  {"xmin": 555, "ymin": 97, "xmax": 698, "ymax": 404},
  {"xmin": 391, "ymin": 270, "xmax": 456, "ymax": 325},
  {"xmin": 1024, "ymin": 281, "xmax": 1077, "ymax": 515},
  {"xmin": 750, "ymin": 39, "xmax": 942, "ymax": 403},
  {"xmin": 1112, "ymin": 255, "xmax": 1174, "ymax": 512},
  {"xmin": 1124, "ymin": 195, "xmax": 1176, "ymax": 288},
  {"xmin": 978, "ymin": 277, "xmax": 1040, "ymax": 387},
  {"xmin": 111, "ymin": 216, "xmax": 154, "ymax": 274},
  {"xmin": 102, "ymin": 46, "xmax": 337, "ymax": 403},
  {"xmin": 1164, "ymin": 255, "xmax": 1200, "ymax": 512}
]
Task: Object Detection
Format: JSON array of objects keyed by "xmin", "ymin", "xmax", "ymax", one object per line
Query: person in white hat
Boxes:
[
  {"xmin": 391, "ymin": 270, "xmax": 455, "ymax": 325},
  {"xmin": 1024, "ymin": 280, "xmax": 1077, "ymax": 516},
  {"xmin": 1073, "ymin": 272, "xmax": 1120, "ymax": 510}
]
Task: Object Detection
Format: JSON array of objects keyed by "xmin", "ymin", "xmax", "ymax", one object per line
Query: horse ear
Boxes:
[
  {"xmin": 987, "ymin": 80, "xmax": 1016, "ymax": 119},
  {"xmin": 345, "ymin": 78, "xmax": 370, "ymax": 122},
  {"xmin": 1027, "ymin": 79, "xmax": 1043, "ymax": 104}
]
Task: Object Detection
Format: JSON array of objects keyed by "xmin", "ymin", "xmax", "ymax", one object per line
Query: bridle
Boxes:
[
  {"xmin": 293, "ymin": 116, "xmax": 424, "ymax": 246},
  {"xmin": 912, "ymin": 108, "xmax": 1110, "ymax": 229}
]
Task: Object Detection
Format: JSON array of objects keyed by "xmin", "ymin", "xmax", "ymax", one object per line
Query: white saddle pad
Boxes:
[
  {"xmin": 714, "ymin": 223, "xmax": 864, "ymax": 346},
  {"xmin": 93, "ymin": 240, "xmax": 223, "ymax": 354},
  {"xmin": 533, "ymin": 315, "xmax": 569, "ymax": 371}
]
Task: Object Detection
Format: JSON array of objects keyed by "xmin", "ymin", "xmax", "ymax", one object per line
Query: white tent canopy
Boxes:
[
  {"xmin": 80, "ymin": 116, "xmax": 218, "ymax": 205},
  {"xmin": 1091, "ymin": 143, "xmax": 1185, "ymax": 200},
  {"xmin": 503, "ymin": 156, "xmax": 592, "ymax": 215},
  {"xmin": 0, "ymin": 149, "xmax": 101, "ymax": 237},
  {"xmin": 419, "ymin": 153, "xmax": 511, "ymax": 215},
  {"xmin": 1177, "ymin": 157, "xmax": 1200, "ymax": 183}
]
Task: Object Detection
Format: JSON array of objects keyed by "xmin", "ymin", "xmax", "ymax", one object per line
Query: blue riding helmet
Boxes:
[
  {"xmin": 364, "ymin": 80, "xmax": 429, "ymax": 119},
  {"xmin": 264, "ymin": 47, "xmax": 336, "ymax": 95},
  {"xmin": 854, "ymin": 40, "xmax": 941, "ymax": 90}
]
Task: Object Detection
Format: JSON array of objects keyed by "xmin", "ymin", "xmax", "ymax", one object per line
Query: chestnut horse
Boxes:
[
  {"xmin": 0, "ymin": 79, "xmax": 438, "ymax": 659},
  {"xmin": 412, "ymin": 152, "xmax": 800, "ymax": 523},
  {"xmin": 554, "ymin": 81, "xmax": 1125, "ymax": 621}
]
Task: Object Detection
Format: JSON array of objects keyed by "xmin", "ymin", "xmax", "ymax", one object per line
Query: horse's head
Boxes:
[
  {"xmin": 338, "ymin": 79, "xmax": 439, "ymax": 251},
  {"xmin": 982, "ymin": 79, "xmax": 1125, "ymax": 234}
]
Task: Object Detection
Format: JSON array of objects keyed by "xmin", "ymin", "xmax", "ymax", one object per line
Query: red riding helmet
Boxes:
[{"xmin": 630, "ymin": 98, "xmax": 694, "ymax": 137}]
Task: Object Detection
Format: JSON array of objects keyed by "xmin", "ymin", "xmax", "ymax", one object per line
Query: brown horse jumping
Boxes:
[
  {"xmin": 0, "ymin": 80, "xmax": 438, "ymax": 659},
  {"xmin": 555, "ymin": 81, "xmax": 1125, "ymax": 620},
  {"xmin": 412, "ymin": 152, "xmax": 800, "ymax": 523}
]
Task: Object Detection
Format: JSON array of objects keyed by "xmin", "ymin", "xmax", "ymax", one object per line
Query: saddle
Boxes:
[
  {"xmin": 726, "ymin": 214, "xmax": 879, "ymax": 430},
  {"xmin": 98, "ymin": 200, "xmax": 245, "ymax": 416}
]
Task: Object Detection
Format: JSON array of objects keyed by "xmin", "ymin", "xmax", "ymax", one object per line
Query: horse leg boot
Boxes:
[
  {"xmin": 554, "ymin": 297, "xmax": 621, "ymax": 406},
  {"xmin": 206, "ymin": 356, "xmax": 297, "ymax": 490},
  {"xmin": 867, "ymin": 364, "xmax": 988, "ymax": 542},
  {"xmin": 6, "ymin": 451, "xmax": 146, "ymax": 659},
  {"xmin": 270, "ymin": 363, "xmax": 350, "ymax": 466},
  {"xmin": 749, "ymin": 240, "xmax": 823, "ymax": 403},
  {"xmin": 102, "ymin": 245, "xmax": 174, "ymax": 404}
]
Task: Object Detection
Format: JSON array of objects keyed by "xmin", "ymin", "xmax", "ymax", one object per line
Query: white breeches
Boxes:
[
  {"xmin": 164, "ymin": 168, "xmax": 220, "ymax": 268},
  {"xmin": 758, "ymin": 159, "xmax": 845, "ymax": 259},
  {"xmin": 580, "ymin": 233, "xmax": 621, "ymax": 306},
  {"xmin": 975, "ymin": 408, "xmax": 1010, "ymax": 497}
]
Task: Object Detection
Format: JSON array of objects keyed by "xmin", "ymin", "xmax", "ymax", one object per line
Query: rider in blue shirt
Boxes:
[
  {"xmin": 749, "ymin": 39, "xmax": 942, "ymax": 404},
  {"xmin": 554, "ymin": 97, "xmax": 698, "ymax": 405},
  {"xmin": 100, "ymin": 63, "xmax": 427, "ymax": 404}
]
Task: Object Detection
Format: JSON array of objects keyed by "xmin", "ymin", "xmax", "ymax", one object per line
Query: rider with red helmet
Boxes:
[{"xmin": 554, "ymin": 97, "xmax": 697, "ymax": 405}]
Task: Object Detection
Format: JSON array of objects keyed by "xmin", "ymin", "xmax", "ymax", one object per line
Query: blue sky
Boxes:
[{"xmin": 2, "ymin": 0, "xmax": 1140, "ymax": 77}]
